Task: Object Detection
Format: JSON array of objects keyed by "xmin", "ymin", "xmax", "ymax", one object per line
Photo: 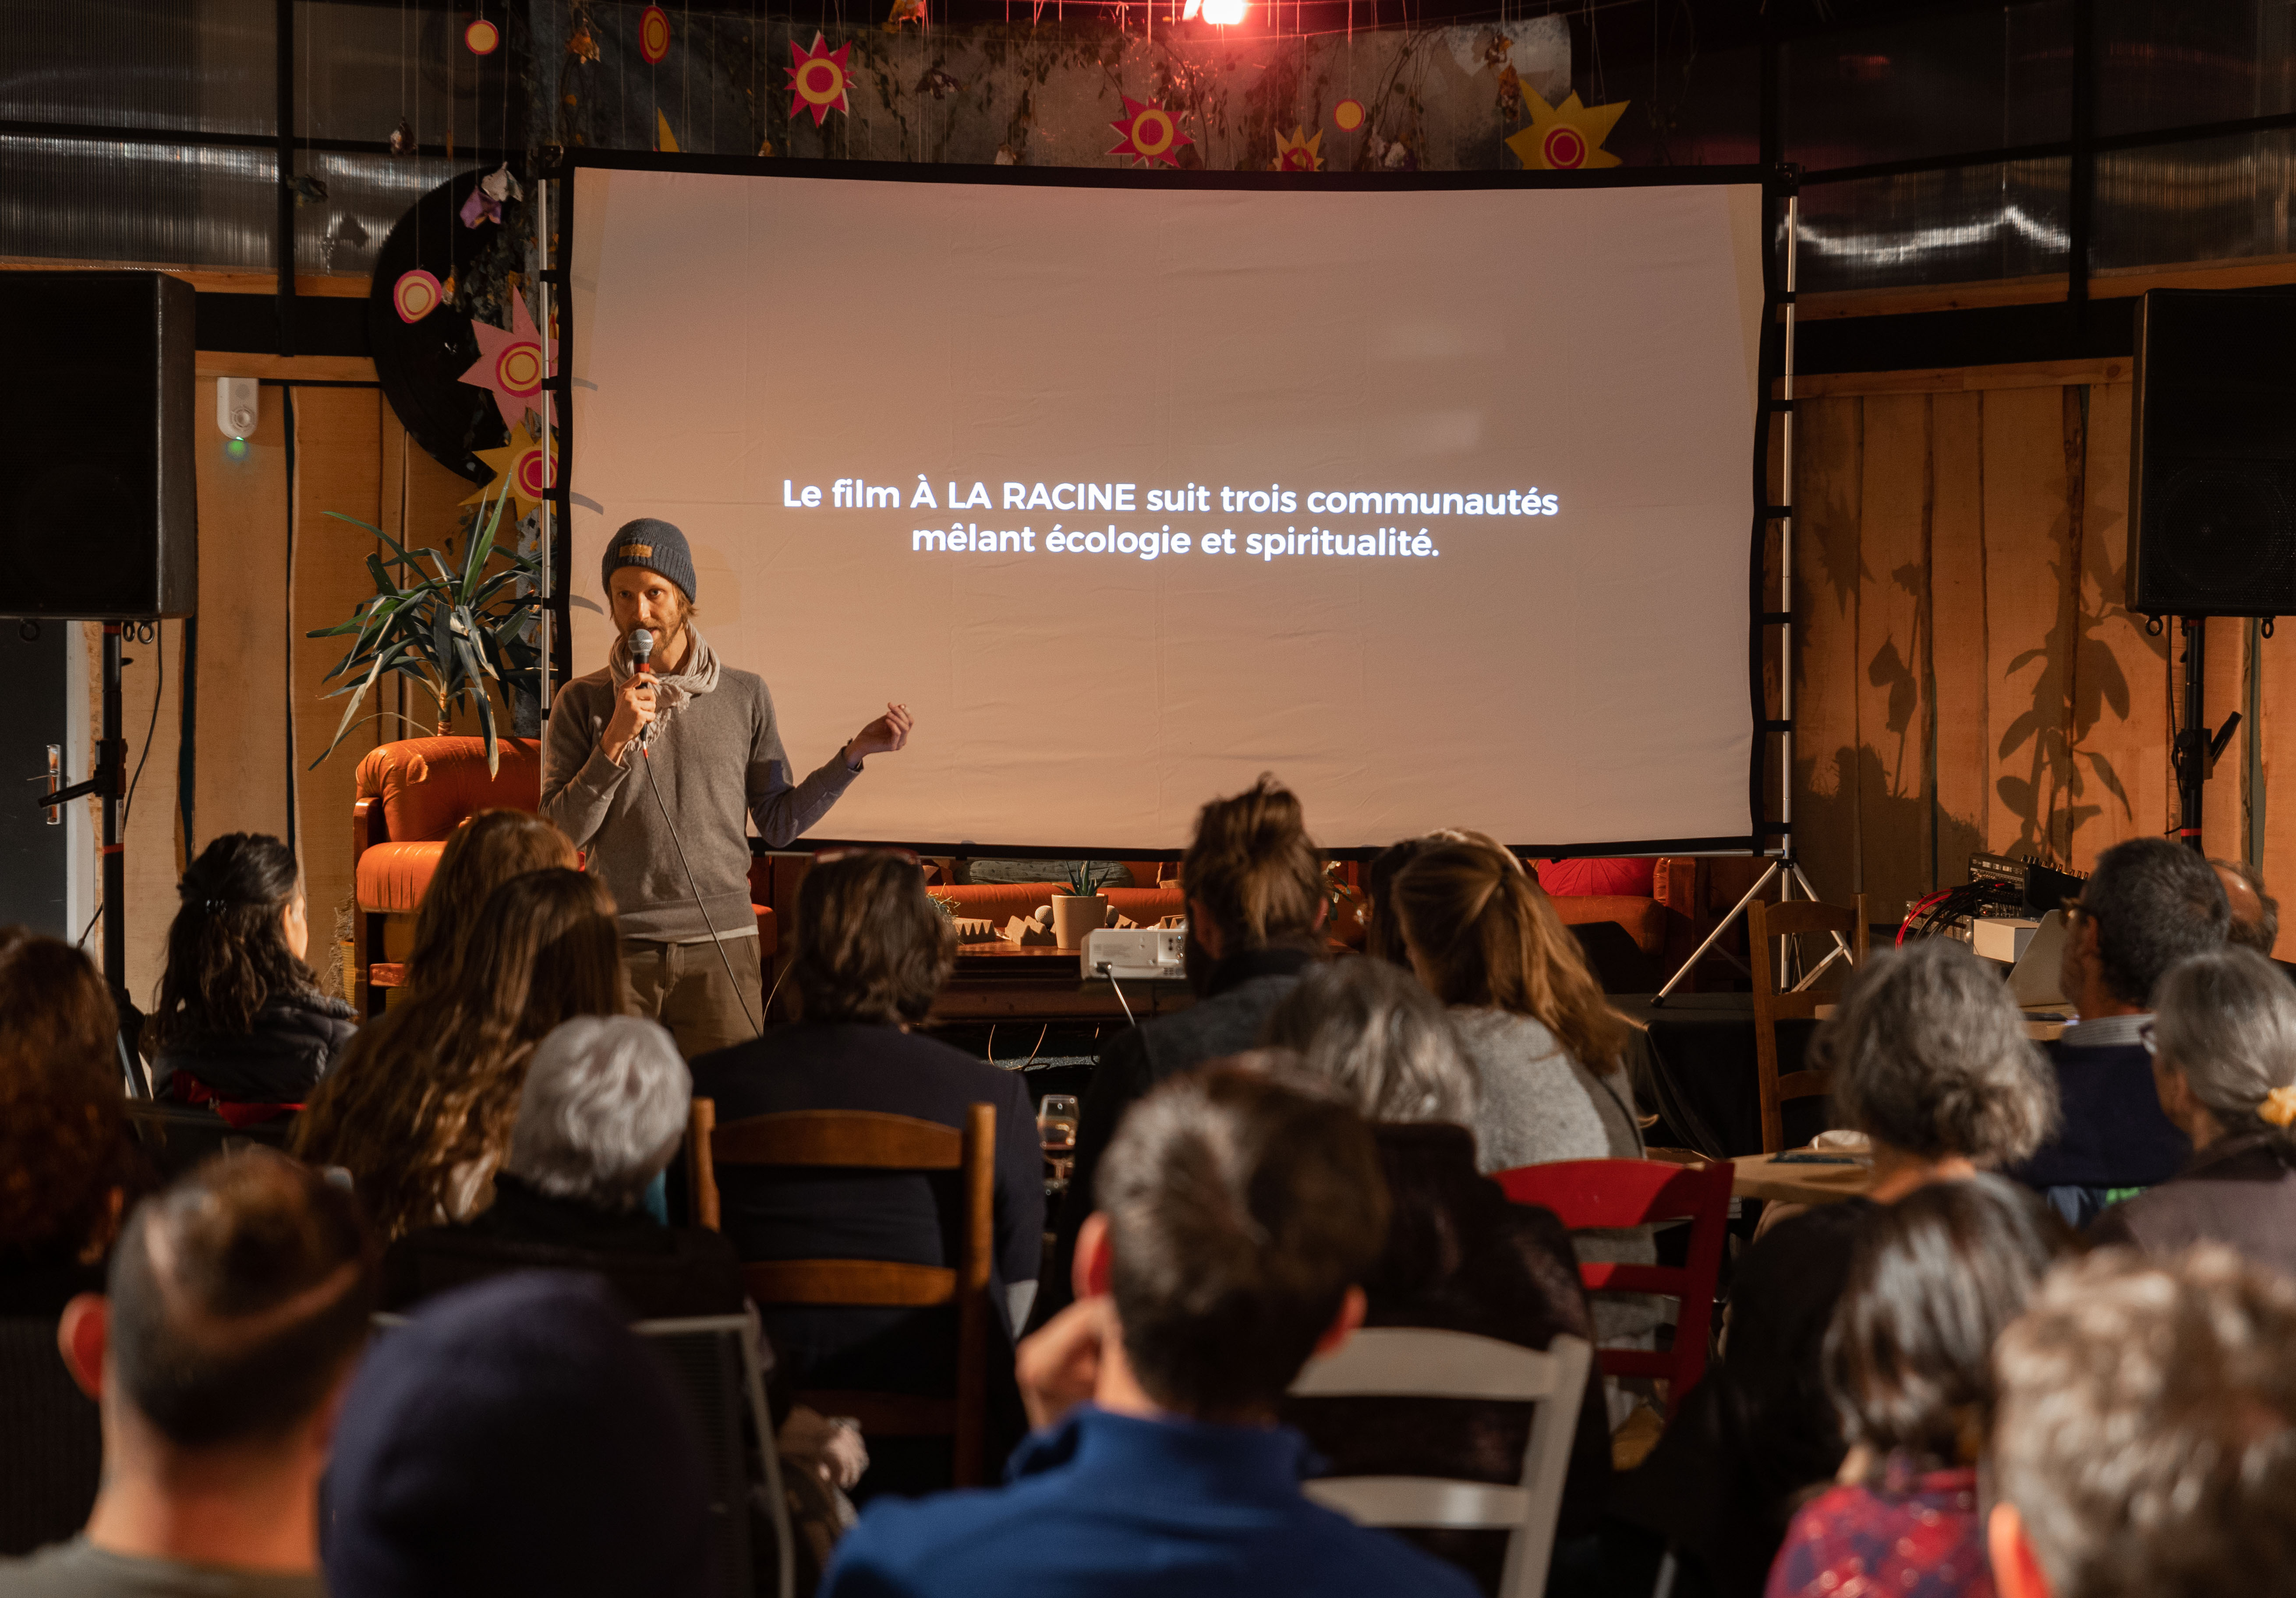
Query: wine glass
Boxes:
[{"xmin": 1038, "ymin": 1093, "xmax": 1079, "ymax": 1191}]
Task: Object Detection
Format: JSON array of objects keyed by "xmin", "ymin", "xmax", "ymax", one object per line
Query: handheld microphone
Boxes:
[{"xmin": 627, "ymin": 628, "xmax": 658, "ymax": 748}]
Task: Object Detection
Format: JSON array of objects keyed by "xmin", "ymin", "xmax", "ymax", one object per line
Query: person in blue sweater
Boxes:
[{"xmin": 820, "ymin": 1067, "xmax": 1481, "ymax": 1598}]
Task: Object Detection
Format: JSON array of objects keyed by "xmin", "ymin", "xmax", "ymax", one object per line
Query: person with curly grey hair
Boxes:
[
  {"xmin": 1261, "ymin": 960, "xmax": 1613, "ymax": 1581},
  {"xmin": 2089, "ymin": 946, "xmax": 2296, "ymax": 1276},
  {"xmin": 1614, "ymin": 940, "xmax": 2059, "ymax": 1598}
]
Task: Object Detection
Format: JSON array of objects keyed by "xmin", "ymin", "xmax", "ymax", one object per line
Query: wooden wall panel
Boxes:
[
  {"xmin": 1853, "ymin": 392, "xmax": 1934, "ymax": 917},
  {"xmin": 1929, "ymin": 392, "xmax": 1990, "ymax": 881},
  {"xmin": 2259, "ymin": 626, "xmax": 2296, "ymax": 958},
  {"xmin": 290, "ymin": 388, "xmax": 387, "ymax": 982},
  {"xmin": 1979, "ymin": 387, "xmax": 2080, "ymax": 862},
  {"xmin": 2196, "ymin": 618, "xmax": 2253, "ymax": 863},
  {"xmin": 193, "ymin": 384, "xmax": 294, "ymax": 852},
  {"xmin": 2066, "ymin": 381, "xmax": 2170, "ymax": 870},
  {"xmin": 1791, "ymin": 396, "xmax": 1864, "ymax": 904}
]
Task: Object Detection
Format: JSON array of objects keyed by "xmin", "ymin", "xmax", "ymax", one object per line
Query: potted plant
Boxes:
[
  {"xmin": 304, "ymin": 480, "xmax": 541, "ymax": 777},
  {"xmin": 1050, "ymin": 861, "xmax": 1120, "ymax": 951}
]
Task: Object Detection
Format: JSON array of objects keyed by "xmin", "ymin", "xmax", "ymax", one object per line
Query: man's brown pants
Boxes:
[{"xmin": 621, "ymin": 935, "xmax": 763, "ymax": 1059}]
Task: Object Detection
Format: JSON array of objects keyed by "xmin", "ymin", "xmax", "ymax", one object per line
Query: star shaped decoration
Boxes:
[
  {"xmin": 1109, "ymin": 96, "xmax": 1191, "ymax": 168},
  {"xmin": 462, "ymin": 424, "xmax": 556, "ymax": 519},
  {"xmin": 1504, "ymin": 88, "xmax": 1628, "ymax": 170},
  {"xmin": 458, "ymin": 293, "xmax": 554, "ymax": 431},
  {"xmin": 1272, "ymin": 126, "xmax": 1323, "ymax": 172},
  {"xmin": 787, "ymin": 34, "xmax": 854, "ymax": 127}
]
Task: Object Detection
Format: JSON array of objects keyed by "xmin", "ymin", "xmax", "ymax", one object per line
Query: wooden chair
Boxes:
[
  {"xmin": 1493, "ymin": 1159, "xmax": 1735, "ymax": 1416},
  {"xmin": 1748, "ymin": 894, "xmax": 1869, "ymax": 1154},
  {"xmin": 687, "ymin": 1098, "xmax": 996, "ymax": 1487},
  {"xmin": 1289, "ymin": 1329, "xmax": 1592, "ymax": 1598}
]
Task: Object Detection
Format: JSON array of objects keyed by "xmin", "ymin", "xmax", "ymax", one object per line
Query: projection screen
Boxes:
[{"xmin": 566, "ymin": 162, "xmax": 1766, "ymax": 852}]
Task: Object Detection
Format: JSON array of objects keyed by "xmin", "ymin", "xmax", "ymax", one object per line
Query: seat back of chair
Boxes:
[
  {"xmin": 123, "ymin": 1101, "xmax": 294, "ymax": 1181},
  {"xmin": 1492, "ymin": 1159, "xmax": 1734, "ymax": 1413},
  {"xmin": 632, "ymin": 1314, "xmax": 796, "ymax": 1598},
  {"xmin": 0, "ymin": 1318, "xmax": 102, "ymax": 1557},
  {"xmin": 687, "ymin": 1099, "xmax": 997, "ymax": 1486},
  {"xmin": 1290, "ymin": 1329, "xmax": 1592, "ymax": 1598},
  {"xmin": 1748, "ymin": 893, "xmax": 1869, "ymax": 1152}
]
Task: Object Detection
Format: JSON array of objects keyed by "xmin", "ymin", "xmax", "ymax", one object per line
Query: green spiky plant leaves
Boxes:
[{"xmin": 304, "ymin": 479, "xmax": 542, "ymax": 778}]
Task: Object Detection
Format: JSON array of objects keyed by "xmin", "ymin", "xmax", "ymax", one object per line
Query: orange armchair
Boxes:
[{"xmin": 350, "ymin": 735, "xmax": 778, "ymax": 1015}]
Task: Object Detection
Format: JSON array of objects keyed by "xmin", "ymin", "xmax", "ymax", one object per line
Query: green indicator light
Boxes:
[{"xmin": 225, "ymin": 437, "xmax": 249, "ymax": 460}]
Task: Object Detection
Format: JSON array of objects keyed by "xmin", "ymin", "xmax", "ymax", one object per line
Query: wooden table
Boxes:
[
  {"xmin": 1729, "ymin": 1152, "xmax": 1875, "ymax": 1206},
  {"xmin": 927, "ymin": 940, "xmax": 1194, "ymax": 1025}
]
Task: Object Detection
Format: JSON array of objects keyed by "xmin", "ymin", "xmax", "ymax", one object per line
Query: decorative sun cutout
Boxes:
[
  {"xmin": 463, "ymin": 17, "xmax": 499, "ymax": 54},
  {"xmin": 1272, "ymin": 126, "xmax": 1323, "ymax": 171},
  {"xmin": 639, "ymin": 6, "xmax": 672, "ymax": 64},
  {"xmin": 393, "ymin": 269, "xmax": 443, "ymax": 324},
  {"xmin": 787, "ymin": 34, "xmax": 854, "ymax": 127},
  {"xmin": 1504, "ymin": 89, "xmax": 1628, "ymax": 170},
  {"xmin": 463, "ymin": 425, "xmax": 557, "ymax": 519},
  {"xmin": 1332, "ymin": 98, "xmax": 1366, "ymax": 132},
  {"xmin": 459, "ymin": 293, "xmax": 555, "ymax": 432},
  {"xmin": 1109, "ymin": 96, "xmax": 1191, "ymax": 167}
]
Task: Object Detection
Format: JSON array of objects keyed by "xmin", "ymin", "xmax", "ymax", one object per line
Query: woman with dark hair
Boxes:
[
  {"xmin": 2091, "ymin": 945, "xmax": 2296, "ymax": 1274},
  {"xmin": 0, "ymin": 929, "xmax": 145, "ymax": 1314},
  {"xmin": 1265, "ymin": 957, "xmax": 1614, "ymax": 1591},
  {"xmin": 399, "ymin": 809, "xmax": 577, "ymax": 1000},
  {"xmin": 1766, "ymin": 1177, "xmax": 2073, "ymax": 1598},
  {"xmin": 146, "ymin": 832, "xmax": 354, "ymax": 1107},
  {"xmin": 294, "ymin": 867, "xmax": 624, "ymax": 1239},
  {"xmin": 689, "ymin": 849, "xmax": 1040, "ymax": 1496}
]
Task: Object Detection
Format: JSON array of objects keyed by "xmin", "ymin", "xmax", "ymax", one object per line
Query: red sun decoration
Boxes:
[
  {"xmin": 463, "ymin": 17, "xmax": 499, "ymax": 54},
  {"xmin": 638, "ymin": 6, "xmax": 672, "ymax": 63},
  {"xmin": 786, "ymin": 34, "xmax": 854, "ymax": 127},
  {"xmin": 1109, "ymin": 96, "xmax": 1191, "ymax": 167}
]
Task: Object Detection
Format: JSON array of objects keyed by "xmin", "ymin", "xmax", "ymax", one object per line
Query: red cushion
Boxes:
[{"xmin": 1535, "ymin": 857, "xmax": 1657, "ymax": 899}]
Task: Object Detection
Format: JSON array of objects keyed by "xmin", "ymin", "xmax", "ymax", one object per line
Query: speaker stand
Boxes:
[
  {"xmin": 39, "ymin": 622, "xmax": 127, "ymax": 988},
  {"xmin": 2171, "ymin": 618, "xmax": 2242, "ymax": 857}
]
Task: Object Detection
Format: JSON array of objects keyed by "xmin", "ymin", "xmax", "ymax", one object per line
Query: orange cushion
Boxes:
[
  {"xmin": 1550, "ymin": 894, "xmax": 1667, "ymax": 956},
  {"xmin": 356, "ymin": 841, "xmax": 446, "ymax": 913},
  {"xmin": 354, "ymin": 735, "xmax": 544, "ymax": 843}
]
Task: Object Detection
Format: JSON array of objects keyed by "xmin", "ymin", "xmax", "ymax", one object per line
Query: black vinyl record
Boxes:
[{"xmin": 368, "ymin": 169, "xmax": 521, "ymax": 484}]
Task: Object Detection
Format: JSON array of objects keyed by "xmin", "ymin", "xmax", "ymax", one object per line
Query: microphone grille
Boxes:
[{"xmin": 630, "ymin": 627, "xmax": 654, "ymax": 661}]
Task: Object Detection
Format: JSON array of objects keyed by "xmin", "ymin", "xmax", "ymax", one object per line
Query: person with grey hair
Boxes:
[
  {"xmin": 1614, "ymin": 940, "xmax": 2059, "ymax": 1598},
  {"xmin": 2089, "ymin": 946, "xmax": 2296, "ymax": 1276},
  {"xmin": 379, "ymin": 1016, "xmax": 744, "ymax": 1319},
  {"xmin": 1262, "ymin": 958, "xmax": 1614, "ymax": 1583},
  {"xmin": 2211, "ymin": 857, "xmax": 2281, "ymax": 957},
  {"xmin": 2012, "ymin": 837, "xmax": 2229, "ymax": 1223}
]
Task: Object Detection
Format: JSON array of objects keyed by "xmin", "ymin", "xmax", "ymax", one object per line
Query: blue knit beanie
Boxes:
[{"xmin": 602, "ymin": 517, "xmax": 696, "ymax": 603}]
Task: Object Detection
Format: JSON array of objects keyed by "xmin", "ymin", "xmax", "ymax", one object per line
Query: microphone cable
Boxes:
[{"xmin": 626, "ymin": 647, "xmax": 763, "ymax": 1039}]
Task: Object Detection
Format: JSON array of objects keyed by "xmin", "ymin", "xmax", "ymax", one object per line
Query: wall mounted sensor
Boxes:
[{"xmin": 216, "ymin": 377, "xmax": 258, "ymax": 440}]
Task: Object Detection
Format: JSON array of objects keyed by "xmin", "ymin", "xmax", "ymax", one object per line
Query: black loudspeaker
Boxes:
[{"xmin": 0, "ymin": 272, "xmax": 198, "ymax": 619}]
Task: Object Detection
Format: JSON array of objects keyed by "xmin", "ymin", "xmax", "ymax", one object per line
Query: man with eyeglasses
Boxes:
[
  {"xmin": 543, "ymin": 520, "xmax": 913, "ymax": 1056},
  {"xmin": 2007, "ymin": 837, "xmax": 2230, "ymax": 1226}
]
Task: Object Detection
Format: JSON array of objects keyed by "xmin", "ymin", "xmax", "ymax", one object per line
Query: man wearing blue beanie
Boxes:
[
  {"xmin": 323, "ymin": 1272, "xmax": 715, "ymax": 1598},
  {"xmin": 542, "ymin": 517, "xmax": 913, "ymax": 1055}
]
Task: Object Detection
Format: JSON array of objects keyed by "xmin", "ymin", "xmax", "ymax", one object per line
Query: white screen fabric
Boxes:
[{"xmin": 567, "ymin": 166, "xmax": 1765, "ymax": 850}]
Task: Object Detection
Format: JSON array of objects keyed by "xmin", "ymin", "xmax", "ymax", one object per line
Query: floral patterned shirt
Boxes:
[{"xmin": 1765, "ymin": 1460, "xmax": 1992, "ymax": 1598}]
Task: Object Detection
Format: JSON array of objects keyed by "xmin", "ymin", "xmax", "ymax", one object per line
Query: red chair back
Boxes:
[{"xmin": 1493, "ymin": 1159, "xmax": 1733, "ymax": 1414}]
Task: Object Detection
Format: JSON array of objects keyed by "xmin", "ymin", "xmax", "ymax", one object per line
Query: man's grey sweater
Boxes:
[{"xmin": 541, "ymin": 666, "xmax": 857, "ymax": 940}]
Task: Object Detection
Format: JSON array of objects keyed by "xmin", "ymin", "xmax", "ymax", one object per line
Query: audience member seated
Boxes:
[
  {"xmin": 0, "ymin": 931, "xmax": 143, "ymax": 1318},
  {"xmin": 146, "ymin": 833, "xmax": 353, "ymax": 1114},
  {"xmin": 382, "ymin": 1015, "xmax": 742, "ymax": 1319},
  {"xmin": 1040, "ymin": 775, "xmax": 1329, "ymax": 1327},
  {"xmin": 294, "ymin": 868, "xmax": 623, "ymax": 1239},
  {"xmin": 2009, "ymin": 837, "xmax": 2226, "ymax": 1224},
  {"xmin": 1, "ymin": 1147, "xmax": 375, "ymax": 1597},
  {"xmin": 2211, "ymin": 856, "xmax": 2279, "ymax": 957},
  {"xmin": 2088, "ymin": 946, "xmax": 2296, "ymax": 1275},
  {"xmin": 1262, "ymin": 958, "xmax": 1612, "ymax": 1590},
  {"xmin": 323, "ymin": 1271, "xmax": 713, "ymax": 1598},
  {"xmin": 1613, "ymin": 940, "xmax": 2057, "ymax": 1598},
  {"xmin": 1364, "ymin": 835, "xmax": 1439, "ymax": 968},
  {"xmin": 1765, "ymin": 1177, "xmax": 2071, "ymax": 1598},
  {"xmin": 690, "ymin": 848, "xmax": 1040, "ymax": 1492},
  {"xmin": 397, "ymin": 808, "xmax": 577, "ymax": 1000},
  {"xmin": 820, "ymin": 1067, "xmax": 1480, "ymax": 1598},
  {"xmin": 1987, "ymin": 1245, "xmax": 2296, "ymax": 1598}
]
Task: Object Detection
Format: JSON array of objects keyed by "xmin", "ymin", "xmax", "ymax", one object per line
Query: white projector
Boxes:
[{"xmin": 1083, "ymin": 927, "xmax": 1187, "ymax": 981}]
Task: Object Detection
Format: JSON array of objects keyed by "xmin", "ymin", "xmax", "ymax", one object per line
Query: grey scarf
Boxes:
[{"xmin": 608, "ymin": 624, "xmax": 722, "ymax": 739}]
